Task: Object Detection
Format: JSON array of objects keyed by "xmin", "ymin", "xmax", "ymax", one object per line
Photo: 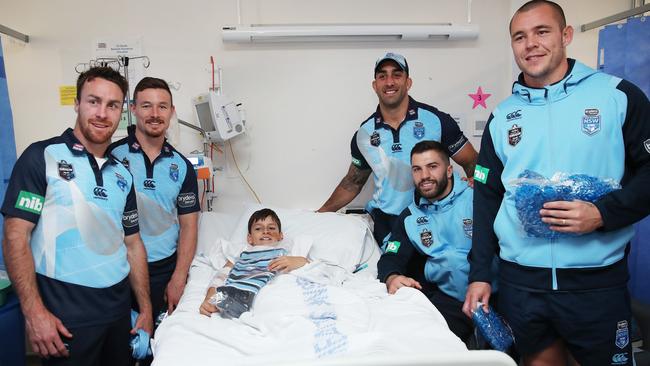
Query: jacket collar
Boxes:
[{"xmin": 512, "ymin": 59, "xmax": 597, "ymax": 104}]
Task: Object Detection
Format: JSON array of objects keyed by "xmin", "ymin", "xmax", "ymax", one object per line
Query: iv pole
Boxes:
[
  {"xmin": 118, "ymin": 56, "xmax": 150, "ymax": 126},
  {"xmin": 75, "ymin": 55, "xmax": 150, "ymax": 126}
]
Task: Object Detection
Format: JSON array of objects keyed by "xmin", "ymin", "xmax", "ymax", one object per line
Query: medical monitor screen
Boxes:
[
  {"xmin": 188, "ymin": 156, "xmax": 200, "ymax": 166},
  {"xmin": 195, "ymin": 101, "xmax": 216, "ymax": 132}
]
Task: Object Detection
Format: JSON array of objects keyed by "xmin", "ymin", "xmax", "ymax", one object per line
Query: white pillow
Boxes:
[
  {"xmin": 196, "ymin": 211, "xmax": 239, "ymax": 256},
  {"xmin": 221, "ymin": 236, "xmax": 313, "ymax": 264},
  {"xmin": 228, "ymin": 204, "xmax": 377, "ymax": 274}
]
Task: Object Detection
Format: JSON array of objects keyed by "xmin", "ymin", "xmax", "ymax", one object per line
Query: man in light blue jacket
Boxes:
[
  {"xmin": 464, "ymin": 1, "xmax": 650, "ymax": 365},
  {"xmin": 378, "ymin": 140, "xmax": 494, "ymax": 342}
]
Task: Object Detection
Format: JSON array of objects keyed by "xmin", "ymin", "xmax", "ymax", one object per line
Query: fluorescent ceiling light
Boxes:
[{"xmin": 222, "ymin": 23, "xmax": 479, "ymax": 43}]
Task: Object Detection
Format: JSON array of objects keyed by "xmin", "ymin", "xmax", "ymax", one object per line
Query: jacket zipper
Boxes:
[{"xmin": 545, "ymin": 88, "xmax": 559, "ymax": 291}]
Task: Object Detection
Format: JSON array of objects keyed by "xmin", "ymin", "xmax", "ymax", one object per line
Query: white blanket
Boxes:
[{"xmin": 151, "ymin": 245, "xmax": 467, "ymax": 366}]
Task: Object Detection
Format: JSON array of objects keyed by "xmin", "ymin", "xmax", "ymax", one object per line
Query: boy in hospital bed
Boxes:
[{"xmin": 199, "ymin": 208, "xmax": 309, "ymax": 318}]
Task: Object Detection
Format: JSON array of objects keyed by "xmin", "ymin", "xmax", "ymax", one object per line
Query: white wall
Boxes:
[{"xmin": 0, "ymin": 0, "xmax": 632, "ymax": 213}]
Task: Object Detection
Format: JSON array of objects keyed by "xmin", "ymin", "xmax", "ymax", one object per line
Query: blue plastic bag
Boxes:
[
  {"xmin": 472, "ymin": 303, "xmax": 514, "ymax": 352},
  {"xmin": 511, "ymin": 170, "xmax": 619, "ymax": 239}
]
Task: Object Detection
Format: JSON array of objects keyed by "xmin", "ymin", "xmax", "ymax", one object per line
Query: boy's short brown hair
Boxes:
[{"xmin": 247, "ymin": 208, "xmax": 282, "ymax": 233}]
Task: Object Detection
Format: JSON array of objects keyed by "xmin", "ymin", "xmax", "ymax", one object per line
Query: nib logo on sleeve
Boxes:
[{"xmin": 15, "ymin": 191, "xmax": 45, "ymax": 214}]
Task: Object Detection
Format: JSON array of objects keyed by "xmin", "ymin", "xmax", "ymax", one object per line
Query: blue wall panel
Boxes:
[
  {"xmin": 599, "ymin": 17, "xmax": 650, "ymax": 304},
  {"xmin": 0, "ymin": 38, "xmax": 17, "ymax": 269}
]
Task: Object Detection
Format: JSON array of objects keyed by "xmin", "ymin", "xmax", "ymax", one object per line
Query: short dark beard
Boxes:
[
  {"xmin": 417, "ymin": 173, "xmax": 450, "ymax": 201},
  {"xmin": 139, "ymin": 118, "xmax": 167, "ymax": 138}
]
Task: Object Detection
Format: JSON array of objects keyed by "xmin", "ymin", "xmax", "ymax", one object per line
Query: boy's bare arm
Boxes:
[
  {"xmin": 199, "ymin": 287, "xmax": 219, "ymax": 316},
  {"xmin": 201, "ymin": 260, "xmax": 235, "ymax": 316},
  {"xmin": 268, "ymin": 256, "xmax": 309, "ymax": 272}
]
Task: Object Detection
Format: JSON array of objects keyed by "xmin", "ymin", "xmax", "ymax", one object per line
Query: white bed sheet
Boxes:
[
  {"xmin": 151, "ymin": 210, "xmax": 515, "ymax": 366},
  {"xmin": 152, "ymin": 260, "xmax": 466, "ymax": 365}
]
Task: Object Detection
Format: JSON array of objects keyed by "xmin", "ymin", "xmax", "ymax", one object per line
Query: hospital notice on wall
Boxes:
[
  {"xmin": 93, "ymin": 38, "xmax": 143, "ymax": 57},
  {"xmin": 92, "ymin": 37, "xmax": 146, "ymax": 99},
  {"xmin": 59, "ymin": 85, "xmax": 76, "ymax": 106}
]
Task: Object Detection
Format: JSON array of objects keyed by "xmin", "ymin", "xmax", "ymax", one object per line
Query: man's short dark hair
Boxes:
[
  {"xmin": 76, "ymin": 66, "xmax": 128, "ymax": 102},
  {"xmin": 510, "ymin": 0, "xmax": 567, "ymax": 33},
  {"xmin": 133, "ymin": 77, "xmax": 173, "ymax": 105},
  {"xmin": 247, "ymin": 208, "xmax": 282, "ymax": 233},
  {"xmin": 410, "ymin": 140, "xmax": 450, "ymax": 164}
]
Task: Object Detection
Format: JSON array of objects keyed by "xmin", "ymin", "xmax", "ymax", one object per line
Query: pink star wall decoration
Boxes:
[{"xmin": 468, "ymin": 86, "xmax": 491, "ymax": 109}]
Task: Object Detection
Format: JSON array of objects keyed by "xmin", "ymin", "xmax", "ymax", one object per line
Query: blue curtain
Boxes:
[
  {"xmin": 0, "ymin": 37, "xmax": 18, "ymax": 269},
  {"xmin": 598, "ymin": 16, "xmax": 650, "ymax": 100},
  {"xmin": 598, "ymin": 17, "xmax": 650, "ymax": 305}
]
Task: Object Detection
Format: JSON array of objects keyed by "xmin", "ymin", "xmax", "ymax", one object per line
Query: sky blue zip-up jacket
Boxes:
[
  {"xmin": 378, "ymin": 174, "xmax": 488, "ymax": 302},
  {"xmin": 469, "ymin": 59, "xmax": 650, "ymax": 291}
]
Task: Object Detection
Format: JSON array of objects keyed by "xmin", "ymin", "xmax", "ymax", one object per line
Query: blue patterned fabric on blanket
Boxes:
[{"xmin": 214, "ymin": 247, "xmax": 287, "ymax": 318}]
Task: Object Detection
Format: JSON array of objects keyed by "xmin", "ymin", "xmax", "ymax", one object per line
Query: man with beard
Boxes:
[
  {"xmin": 377, "ymin": 140, "xmax": 495, "ymax": 342},
  {"xmin": 109, "ymin": 77, "xmax": 199, "ymax": 364},
  {"xmin": 1, "ymin": 67, "xmax": 152, "ymax": 365},
  {"xmin": 318, "ymin": 52, "xmax": 477, "ymax": 248}
]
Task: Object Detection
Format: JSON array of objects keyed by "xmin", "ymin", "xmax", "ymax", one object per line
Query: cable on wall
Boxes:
[{"xmin": 228, "ymin": 140, "xmax": 261, "ymax": 203}]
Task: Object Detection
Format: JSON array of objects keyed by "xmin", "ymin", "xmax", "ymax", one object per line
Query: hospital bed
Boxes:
[{"xmin": 150, "ymin": 205, "xmax": 515, "ymax": 366}]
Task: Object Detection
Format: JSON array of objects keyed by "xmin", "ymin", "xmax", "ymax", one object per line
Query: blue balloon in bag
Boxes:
[
  {"xmin": 512, "ymin": 170, "xmax": 619, "ymax": 239},
  {"xmin": 471, "ymin": 303, "xmax": 514, "ymax": 352}
]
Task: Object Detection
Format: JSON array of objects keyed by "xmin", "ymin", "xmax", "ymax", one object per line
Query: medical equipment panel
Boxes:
[{"xmin": 192, "ymin": 92, "xmax": 245, "ymax": 142}]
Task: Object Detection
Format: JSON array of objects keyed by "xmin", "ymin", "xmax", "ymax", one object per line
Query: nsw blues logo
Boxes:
[
  {"xmin": 615, "ymin": 320, "xmax": 629, "ymax": 349},
  {"xmin": 58, "ymin": 160, "xmax": 75, "ymax": 181},
  {"xmin": 413, "ymin": 121, "xmax": 425, "ymax": 140},
  {"xmin": 508, "ymin": 124, "xmax": 522, "ymax": 146},
  {"xmin": 463, "ymin": 218, "xmax": 473, "ymax": 238},
  {"xmin": 115, "ymin": 173, "xmax": 127, "ymax": 192},
  {"xmin": 582, "ymin": 108, "xmax": 601, "ymax": 136},
  {"xmin": 370, "ymin": 131, "xmax": 381, "ymax": 147},
  {"xmin": 121, "ymin": 157, "xmax": 130, "ymax": 171},
  {"xmin": 420, "ymin": 229, "xmax": 433, "ymax": 247},
  {"xmin": 170, "ymin": 163, "xmax": 179, "ymax": 182}
]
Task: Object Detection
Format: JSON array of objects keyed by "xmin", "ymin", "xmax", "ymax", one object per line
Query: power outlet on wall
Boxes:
[{"xmin": 474, "ymin": 120, "xmax": 487, "ymax": 137}]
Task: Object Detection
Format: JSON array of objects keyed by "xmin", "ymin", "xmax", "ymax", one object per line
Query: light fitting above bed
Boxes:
[{"xmin": 221, "ymin": 23, "xmax": 479, "ymax": 43}]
